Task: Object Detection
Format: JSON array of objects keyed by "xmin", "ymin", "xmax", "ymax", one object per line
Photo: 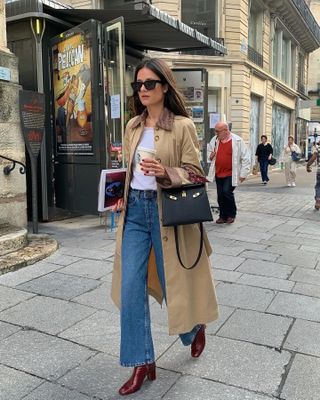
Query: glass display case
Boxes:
[{"xmin": 173, "ymin": 69, "xmax": 209, "ymax": 171}]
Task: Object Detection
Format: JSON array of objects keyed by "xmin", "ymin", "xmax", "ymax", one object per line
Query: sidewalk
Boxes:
[{"xmin": 0, "ymin": 168, "xmax": 320, "ymax": 400}]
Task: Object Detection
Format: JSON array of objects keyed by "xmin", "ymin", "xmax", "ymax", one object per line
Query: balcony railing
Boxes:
[
  {"xmin": 291, "ymin": 0, "xmax": 320, "ymax": 44},
  {"xmin": 248, "ymin": 45, "xmax": 263, "ymax": 68}
]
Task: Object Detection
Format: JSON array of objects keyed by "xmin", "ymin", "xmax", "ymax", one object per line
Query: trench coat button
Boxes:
[
  {"xmin": 155, "ymin": 127, "xmax": 160, "ymax": 131},
  {"xmin": 163, "ymin": 236, "xmax": 168, "ymax": 241},
  {"xmin": 155, "ymin": 135, "xmax": 159, "ymax": 141}
]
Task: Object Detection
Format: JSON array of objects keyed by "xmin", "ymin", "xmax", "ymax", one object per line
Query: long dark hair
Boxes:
[{"xmin": 132, "ymin": 58, "xmax": 189, "ymax": 117}]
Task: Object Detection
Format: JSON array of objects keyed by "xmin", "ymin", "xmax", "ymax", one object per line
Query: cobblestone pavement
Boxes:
[{"xmin": 0, "ymin": 167, "xmax": 320, "ymax": 400}]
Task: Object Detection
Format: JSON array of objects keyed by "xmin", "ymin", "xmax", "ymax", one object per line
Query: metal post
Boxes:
[
  {"xmin": 30, "ymin": 158, "xmax": 39, "ymax": 234},
  {"xmin": 30, "ymin": 18, "xmax": 49, "ymax": 220}
]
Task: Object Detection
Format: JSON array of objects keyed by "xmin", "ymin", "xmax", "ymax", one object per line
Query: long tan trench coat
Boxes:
[{"xmin": 111, "ymin": 109, "xmax": 219, "ymax": 335}]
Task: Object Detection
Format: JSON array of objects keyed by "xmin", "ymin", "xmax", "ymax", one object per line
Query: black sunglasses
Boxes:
[{"xmin": 131, "ymin": 80, "xmax": 163, "ymax": 92}]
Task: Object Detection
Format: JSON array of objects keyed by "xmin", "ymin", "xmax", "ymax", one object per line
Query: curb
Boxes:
[{"xmin": 0, "ymin": 234, "xmax": 59, "ymax": 275}]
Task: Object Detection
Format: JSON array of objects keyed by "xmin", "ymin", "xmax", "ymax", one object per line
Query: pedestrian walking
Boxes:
[
  {"xmin": 282, "ymin": 136, "xmax": 301, "ymax": 187},
  {"xmin": 255, "ymin": 135, "xmax": 273, "ymax": 184},
  {"xmin": 111, "ymin": 58, "xmax": 218, "ymax": 396},
  {"xmin": 306, "ymin": 143, "xmax": 320, "ymax": 210},
  {"xmin": 208, "ymin": 122, "xmax": 251, "ymax": 224}
]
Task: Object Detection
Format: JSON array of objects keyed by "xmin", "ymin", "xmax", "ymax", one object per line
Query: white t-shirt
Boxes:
[{"xmin": 130, "ymin": 127, "xmax": 157, "ymax": 190}]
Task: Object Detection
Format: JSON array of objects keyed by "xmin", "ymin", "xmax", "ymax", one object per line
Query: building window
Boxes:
[
  {"xmin": 248, "ymin": 1, "xmax": 264, "ymax": 67},
  {"xmin": 272, "ymin": 27, "xmax": 296, "ymax": 87},
  {"xmin": 181, "ymin": 0, "xmax": 217, "ymax": 38},
  {"xmin": 297, "ymin": 53, "xmax": 306, "ymax": 94}
]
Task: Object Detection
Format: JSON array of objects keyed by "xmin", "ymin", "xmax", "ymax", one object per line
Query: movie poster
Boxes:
[{"xmin": 52, "ymin": 31, "xmax": 93, "ymax": 155}]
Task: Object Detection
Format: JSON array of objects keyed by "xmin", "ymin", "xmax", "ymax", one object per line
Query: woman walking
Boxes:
[
  {"xmin": 255, "ymin": 135, "xmax": 273, "ymax": 184},
  {"xmin": 111, "ymin": 58, "xmax": 218, "ymax": 396},
  {"xmin": 282, "ymin": 136, "xmax": 301, "ymax": 187}
]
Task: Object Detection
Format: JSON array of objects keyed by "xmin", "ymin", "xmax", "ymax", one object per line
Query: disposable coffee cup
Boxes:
[{"xmin": 136, "ymin": 146, "xmax": 157, "ymax": 172}]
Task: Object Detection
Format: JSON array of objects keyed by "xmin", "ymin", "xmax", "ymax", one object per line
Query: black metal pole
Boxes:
[{"xmin": 30, "ymin": 158, "xmax": 39, "ymax": 234}]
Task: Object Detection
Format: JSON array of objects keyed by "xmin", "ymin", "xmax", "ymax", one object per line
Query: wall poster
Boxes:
[{"xmin": 52, "ymin": 31, "xmax": 93, "ymax": 155}]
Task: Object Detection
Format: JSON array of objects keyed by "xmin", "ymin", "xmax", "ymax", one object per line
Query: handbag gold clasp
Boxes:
[
  {"xmin": 192, "ymin": 192, "xmax": 201, "ymax": 198},
  {"xmin": 182, "ymin": 191, "xmax": 187, "ymax": 197},
  {"xmin": 169, "ymin": 195, "xmax": 177, "ymax": 200}
]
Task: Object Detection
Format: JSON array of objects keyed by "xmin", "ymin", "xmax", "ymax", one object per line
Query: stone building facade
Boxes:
[
  {"xmin": 58, "ymin": 0, "xmax": 320, "ymax": 162},
  {"xmin": 0, "ymin": 3, "xmax": 27, "ymax": 228},
  {"xmin": 308, "ymin": 0, "xmax": 320, "ymax": 124}
]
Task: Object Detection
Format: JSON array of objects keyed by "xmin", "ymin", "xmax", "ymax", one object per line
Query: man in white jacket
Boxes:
[{"xmin": 208, "ymin": 122, "xmax": 251, "ymax": 224}]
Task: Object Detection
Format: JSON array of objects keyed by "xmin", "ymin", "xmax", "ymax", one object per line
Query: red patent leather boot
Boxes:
[
  {"xmin": 119, "ymin": 363, "xmax": 156, "ymax": 395},
  {"xmin": 191, "ymin": 325, "xmax": 206, "ymax": 358}
]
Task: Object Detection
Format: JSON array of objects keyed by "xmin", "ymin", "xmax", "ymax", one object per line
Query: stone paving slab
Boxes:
[
  {"xmin": 230, "ymin": 241, "xmax": 268, "ymax": 251},
  {"xmin": 217, "ymin": 309, "xmax": 292, "ymax": 348},
  {"xmin": 157, "ymin": 335, "xmax": 291, "ymax": 396},
  {"xmin": 59, "ymin": 309, "xmax": 120, "ymax": 354},
  {"xmin": 238, "ymin": 250, "xmax": 279, "ymax": 262},
  {"xmin": 212, "ymin": 244, "xmax": 246, "ymax": 257},
  {"xmin": 237, "ymin": 274, "xmax": 295, "ymax": 292},
  {"xmin": 0, "ymin": 321, "xmax": 20, "ymax": 341},
  {"xmin": 206, "ymin": 305, "xmax": 235, "ymax": 335},
  {"xmin": 45, "ymin": 252, "xmax": 82, "ymax": 266},
  {"xmin": 211, "ymin": 231, "xmax": 269, "ymax": 243},
  {"xmin": 292, "ymin": 282, "xmax": 320, "ymax": 298},
  {"xmin": 236, "ymin": 259, "xmax": 293, "ymax": 279},
  {"xmin": 59, "ymin": 259, "xmax": 113, "ymax": 279},
  {"xmin": 283, "ymin": 319, "xmax": 320, "ymax": 357},
  {"xmin": 289, "ymin": 267, "xmax": 320, "ymax": 285},
  {"xmin": 163, "ymin": 375, "xmax": 273, "ymax": 400},
  {"xmin": 60, "ymin": 247, "xmax": 113, "ymax": 261},
  {"xmin": 0, "ymin": 261, "xmax": 64, "ymax": 287},
  {"xmin": 212, "ymin": 268, "xmax": 242, "ymax": 283},
  {"xmin": 73, "ymin": 281, "xmax": 118, "ymax": 314},
  {"xmin": 23, "ymin": 382, "xmax": 91, "ymax": 400},
  {"xmin": 281, "ymin": 354, "xmax": 320, "ymax": 400},
  {"xmin": 267, "ymin": 292, "xmax": 320, "ymax": 322},
  {"xmin": 59, "ymin": 309, "xmax": 178, "ymax": 360},
  {"xmin": 0, "ymin": 330, "xmax": 95, "ymax": 380},
  {"xmin": 261, "ymin": 234, "xmax": 320, "ymax": 248},
  {"xmin": 216, "ymin": 282, "xmax": 275, "ymax": 311},
  {"xmin": 150, "ymin": 300, "xmax": 168, "ymax": 327},
  {"xmin": 0, "ymin": 295, "xmax": 96, "ymax": 335},
  {"xmin": 16, "ymin": 272, "xmax": 101, "ymax": 300},
  {"xmin": 210, "ymin": 254, "xmax": 245, "ymax": 271},
  {"xmin": 0, "ymin": 285, "xmax": 35, "ymax": 312},
  {"xmin": 58, "ymin": 352, "xmax": 180, "ymax": 400},
  {"xmin": 276, "ymin": 252, "xmax": 318, "ymax": 269},
  {"xmin": 0, "ymin": 364, "xmax": 43, "ymax": 400}
]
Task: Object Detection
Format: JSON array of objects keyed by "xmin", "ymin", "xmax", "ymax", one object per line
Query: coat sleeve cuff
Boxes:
[{"xmin": 157, "ymin": 166, "xmax": 190, "ymax": 188}]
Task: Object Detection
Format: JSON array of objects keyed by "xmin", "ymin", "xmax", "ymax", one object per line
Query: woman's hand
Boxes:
[
  {"xmin": 111, "ymin": 198, "xmax": 124, "ymax": 212},
  {"xmin": 140, "ymin": 157, "xmax": 168, "ymax": 178}
]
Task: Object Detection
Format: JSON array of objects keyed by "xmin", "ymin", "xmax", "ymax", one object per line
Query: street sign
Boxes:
[
  {"xmin": 19, "ymin": 91, "xmax": 45, "ymax": 159},
  {"xmin": 19, "ymin": 90, "xmax": 45, "ymax": 234}
]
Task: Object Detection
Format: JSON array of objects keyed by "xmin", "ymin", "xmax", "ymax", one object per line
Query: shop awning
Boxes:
[{"xmin": 50, "ymin": 2, "xmax": 227, "ymax": 54}]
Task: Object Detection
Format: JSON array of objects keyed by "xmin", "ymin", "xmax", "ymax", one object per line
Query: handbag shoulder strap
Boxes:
[{"xmin": 174, "ymin": 223, "xmax": 204, "ymax": 270}]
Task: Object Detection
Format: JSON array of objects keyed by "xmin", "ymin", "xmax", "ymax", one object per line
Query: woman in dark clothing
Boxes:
[{"xmin": 255, "ymin": 135, "xmax": 273, "ymax": 184}]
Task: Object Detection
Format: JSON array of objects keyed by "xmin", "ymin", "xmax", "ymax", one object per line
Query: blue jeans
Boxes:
[
  {"xmin": 315, "ymin": 171, "xmax": 320, "ymax": 200},
  {"xmin": 120, "ymin": 189, "xmax": 200, "ymax": 367},
  {"xmin": 216, "ymin": 176, "xmax": 236, "ymax": 219},
  {"xmin": 259, "ymin": 159, "xmax": 269, "ymax": 182}
]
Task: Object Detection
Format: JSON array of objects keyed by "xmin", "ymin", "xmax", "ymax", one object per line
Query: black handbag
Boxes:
[
  {"xmin": 268, "ymin": 157, "xmax": 277, "ymax": 165},
  {"xmin": 161, "ymin": 183, "xmax": 213, "ymax": 270},
  {"xmin": 291, "ymin": 151, "xmax": 301, "ymax": 162}
]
